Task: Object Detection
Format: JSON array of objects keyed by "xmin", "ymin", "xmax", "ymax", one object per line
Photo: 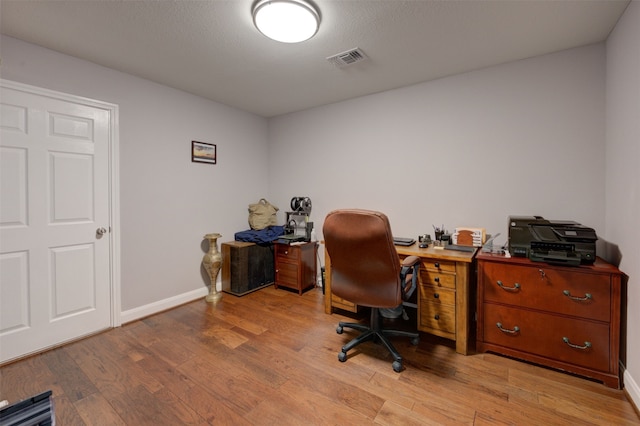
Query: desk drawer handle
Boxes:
[
  {"xmin": 496, "ymin": 280, "xmax": 521, "ymax": 291},
  {"xmin": 434, "ymin": 314, "xmax": 440, "ymax": 320},
  {"xmin": 434, "ymin": 262, "xmax": 440, "ymax": 268},
  {"xmin": 433, "ymin": 293, "xmax": 439, "ymax": 299},
  {"xmin": 434, "ymin": 277, "xmax": 440, "ymax": 283},
  {"xmin": 562, "ymin": 337, "xmax": 592, "ymax": 350},
  {"xmin": 562, "ymin": 290, "xmax": 592, "ymax": 301},
  {"xmin": 496, "ymin": 322, "xmax": 520, "ymax": 334}
]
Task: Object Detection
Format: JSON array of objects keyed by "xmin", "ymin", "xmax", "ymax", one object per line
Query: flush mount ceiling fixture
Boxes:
[{"xmin": 252, "ymin": 0, "xmax": 320, "ymax": 43}]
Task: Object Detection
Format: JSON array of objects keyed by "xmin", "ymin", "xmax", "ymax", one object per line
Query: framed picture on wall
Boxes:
[{"xmin": 192, "ymin": 141, "xmax": 217, "ymax": 164}]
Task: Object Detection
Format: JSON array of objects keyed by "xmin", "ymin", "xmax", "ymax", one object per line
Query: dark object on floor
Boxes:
[{"xmin": 0, "ymin": 390, "xmax": 54, "ymax": 426}]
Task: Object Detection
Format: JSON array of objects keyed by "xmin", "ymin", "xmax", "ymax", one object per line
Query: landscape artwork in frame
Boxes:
[{"xmin": 192, "ymin": 141, "xmax": 217, "ymax": 164}]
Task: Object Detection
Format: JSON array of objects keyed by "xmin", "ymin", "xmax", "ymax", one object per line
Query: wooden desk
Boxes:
[{"xmin": 324, "ymin": 243, "xmax": 477, "ymax": 355}]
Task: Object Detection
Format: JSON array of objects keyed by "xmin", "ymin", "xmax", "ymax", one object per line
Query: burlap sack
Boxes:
[{"xmin": 248, "ymin": 198, "xmax": 278, "ymax": 230}]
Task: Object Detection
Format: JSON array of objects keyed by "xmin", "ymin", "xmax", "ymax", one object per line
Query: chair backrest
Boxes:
[{"xmin": 323, "ymin": 209, "xmax": 401, "ymax": 308}]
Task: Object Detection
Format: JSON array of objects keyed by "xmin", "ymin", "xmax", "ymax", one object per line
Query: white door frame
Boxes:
[{"xmin": 1, "ymin": 78, "xmax": 121, "ymax": 328}]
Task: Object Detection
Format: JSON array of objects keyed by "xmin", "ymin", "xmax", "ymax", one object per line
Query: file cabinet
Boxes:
[{"xmin": 476, "ymin": 253, "xmax": 623, "ymax": 388}]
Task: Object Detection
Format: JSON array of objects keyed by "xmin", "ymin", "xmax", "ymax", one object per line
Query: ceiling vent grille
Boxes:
[{"xmin": 327, "ymin": 48, "xmax": 368, "ymax": 68}]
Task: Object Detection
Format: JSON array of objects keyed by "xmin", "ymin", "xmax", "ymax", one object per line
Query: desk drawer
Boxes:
[
  {"xmin": 482, "ymin": 303, "xmax": 610, "ymax": 371},
  {"xmin": 422, "ymin": 259, "xmax": 456, "ymax": 273},
  {"xmin": 419, "ymin": 303, "xmax": 455, "ymax": 334},
  {"xmin": 419, "ymin": 285, "xmax": 455, "ymax": 305},
  {"xmin": 420, "ymin": 270, "xmax": 456, "ymax": 289}
]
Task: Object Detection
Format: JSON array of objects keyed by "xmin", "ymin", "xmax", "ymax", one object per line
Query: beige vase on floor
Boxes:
[{"xmin": 203, "ymin": 233, "xmax": 223, "ymax": 303}]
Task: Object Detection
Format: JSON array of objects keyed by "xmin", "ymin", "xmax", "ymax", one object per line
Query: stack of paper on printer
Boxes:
[{"xmin": 452, "ymin": 227, "xmax": 486, "ymax": 247}]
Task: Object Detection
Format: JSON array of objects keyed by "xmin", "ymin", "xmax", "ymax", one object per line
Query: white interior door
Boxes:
[{"xmin": 0, "ymin": 81, "xmax": 116, "ymax": 363}]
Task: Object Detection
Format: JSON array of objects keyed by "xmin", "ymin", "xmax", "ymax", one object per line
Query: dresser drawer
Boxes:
[
  {"xmin": 419, "ymin": 303, "xmax": 456, "ymax": 334},
  {"xmin": 276, "ymin": 245, "xmax": 300, "ymax": 261},
  {"xmin": 481, "ymin": 262, "xmax": 611, "ymax": 322},
  {"xmin": 419, "ymin": 284, "xmax": 455, "ymax": 305},
  {"xmin": 420, "ymin": 270, "xmax": 456, "ymax": 289},
  {"xmin": 482, "ymin": 304, "xmax": 610, "ymax": 372},
  {"xmin": 422, "ymin": 259, "xmax": 456, "ymax": 273}
]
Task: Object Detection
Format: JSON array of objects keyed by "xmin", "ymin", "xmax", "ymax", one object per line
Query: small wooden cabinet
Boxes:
[
  {"xmin": 274, "ymin": 241, "xmax": 318, "ymax": 295},
  {"xmin": 476, "ymin": 253, "xmax": 623, "ymax": 388}
]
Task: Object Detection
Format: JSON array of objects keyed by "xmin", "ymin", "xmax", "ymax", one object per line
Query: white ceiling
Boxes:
[{"xmin": 0, "ymin": 0, "xmax": 630, "ymax": 118}]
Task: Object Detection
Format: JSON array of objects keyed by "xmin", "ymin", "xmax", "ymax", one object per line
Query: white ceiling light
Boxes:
[{"xmin": 252, "ymin": 0, "xmax": 320, "ymax": 43}]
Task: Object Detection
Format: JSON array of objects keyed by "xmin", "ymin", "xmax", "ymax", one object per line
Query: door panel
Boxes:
[{"xmin": 0, "ymin": 83, "xmax": 114, "ymax": 363}]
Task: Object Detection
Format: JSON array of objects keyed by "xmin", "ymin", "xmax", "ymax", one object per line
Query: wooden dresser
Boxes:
[
  {"xmin": 324, "ymin": 243, "xmax": 476, "ymax": 355},
  {"xmin": 476, "ymin": 252, "xmax": 623, "ymax": 388},
  {"xmin": 274, "ymin": 241, "xmax": 318, "ymax": 295}
]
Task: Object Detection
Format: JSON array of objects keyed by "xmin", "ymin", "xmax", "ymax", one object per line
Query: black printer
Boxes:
[{"xmin": 508, "ymin": 216, "xmax": 597, "ymax": 265}]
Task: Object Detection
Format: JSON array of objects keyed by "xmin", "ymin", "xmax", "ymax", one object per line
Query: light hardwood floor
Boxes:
[{"xmin": 1, "ymin": 286, "xmax": 638, "ymax": 425}]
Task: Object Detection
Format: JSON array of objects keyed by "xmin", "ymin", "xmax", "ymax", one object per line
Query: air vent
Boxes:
[{"xmin": 326, "ymin": 48, "xmax": 368, "ymax": 68}]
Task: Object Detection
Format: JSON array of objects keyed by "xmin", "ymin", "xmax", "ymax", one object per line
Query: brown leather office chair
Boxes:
[{"xmin": 323, "ymin": 209, "xmax": 421, "ymax": 372}]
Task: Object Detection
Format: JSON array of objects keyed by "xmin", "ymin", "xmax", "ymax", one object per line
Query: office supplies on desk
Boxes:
[
  {"xmin": 393, "ymin": 237, "xmax": 415, "ymax": 246},
  {"xmin": 445, "ymin": 244, "xmax": 475, "ymax": 252},
  {"xmin": 452, "ymin": 227, "xmax": 486, "ymax": 247},
  {"xmin": 481, "ymin": 233, "xmax": 505, "ymax": 253}
]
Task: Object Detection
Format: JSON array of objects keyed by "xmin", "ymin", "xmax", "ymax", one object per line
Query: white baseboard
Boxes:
[
  {"xmin": 625, "ymin": 369, "xmax": 640, "ymax": 411},
  {"xmin": 120, "ymin": 287, "xmax": 208, "ymax": 325}
]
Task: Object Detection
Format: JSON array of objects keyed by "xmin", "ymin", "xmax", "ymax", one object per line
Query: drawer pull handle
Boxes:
[
  {"xmin": 562, "ymin": 290, "xmax": 592, "ymax": 301},
  {"xmin": 496, "ymin": 322, "xmax": 520, "ymax": 334},
  {"xmin": 434, "ymin": 277, "xmax": 440, "ymax": 283},
  {"xmin": 433, "ymin": 293, "xmax": 439, "ymax": 299},
  {"xmin": 434, "ymin": 262, "xmax": 440, "ymax": 268},
  {"xmin": 284, "ymin": 250, "xmax": 289, "ymax": 255},
  {"xmin": 496, "ymin": 280, "xmax": 521, "ymax": 291},
  {"xmin": 562, "ymin": 337, "xmax": 592, "ymax": 350},
  {"xmin": 434, "ymin": 314, "xmax": 440, "ymax": 320}
]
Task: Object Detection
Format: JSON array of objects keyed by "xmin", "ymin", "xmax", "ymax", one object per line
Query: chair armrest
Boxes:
[
  {"xmin": 401, "ymin": 255, "xmax": 420, "ymax": 268},
  {"xmin": 400, "ymin": 256, "xmax": 420, "ymax": 300}
]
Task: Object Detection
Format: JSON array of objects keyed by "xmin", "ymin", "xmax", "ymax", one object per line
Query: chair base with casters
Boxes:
[{"xmin": 336, "ymin": 306, "xmax": 420, "ymax": 372}]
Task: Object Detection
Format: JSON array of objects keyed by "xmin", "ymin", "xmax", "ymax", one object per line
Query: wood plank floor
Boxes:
[{"xmin": 1, "ymin": 286, "xmax": 638, "ymax": 425}]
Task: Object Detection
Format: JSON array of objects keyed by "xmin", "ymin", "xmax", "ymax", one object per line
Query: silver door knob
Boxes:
[{"xmin": 96, "ymin": 227, "xmax": 108, "ymax": 236}]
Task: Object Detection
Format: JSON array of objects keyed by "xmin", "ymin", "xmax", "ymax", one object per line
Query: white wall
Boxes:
[
  {"xmin": 0, "ymin": 35, "xmax": 269, "ymax": 313},
  {"xmin": 606, "ymin": 1, "xmax": 640, "ymax": 406},
  {"xmin": 269, "ymin": 44, "xmax": 606, "ymax": 246}
]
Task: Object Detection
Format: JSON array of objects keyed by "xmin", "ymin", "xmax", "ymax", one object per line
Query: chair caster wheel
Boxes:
[
  {"xmin": 411, "ymin": 336, "xmax": 420, "ymax": 346},
  {"xmin": 336, "ymin": 325, "xmax": 343, "ymax": 334},
  {"xmin": 338, "ymin": 351, "xmax": 347, "ymax": 362},
  {"xmin": 392, "ymin": 360, "xmax": 402, "ymax": 372}
]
